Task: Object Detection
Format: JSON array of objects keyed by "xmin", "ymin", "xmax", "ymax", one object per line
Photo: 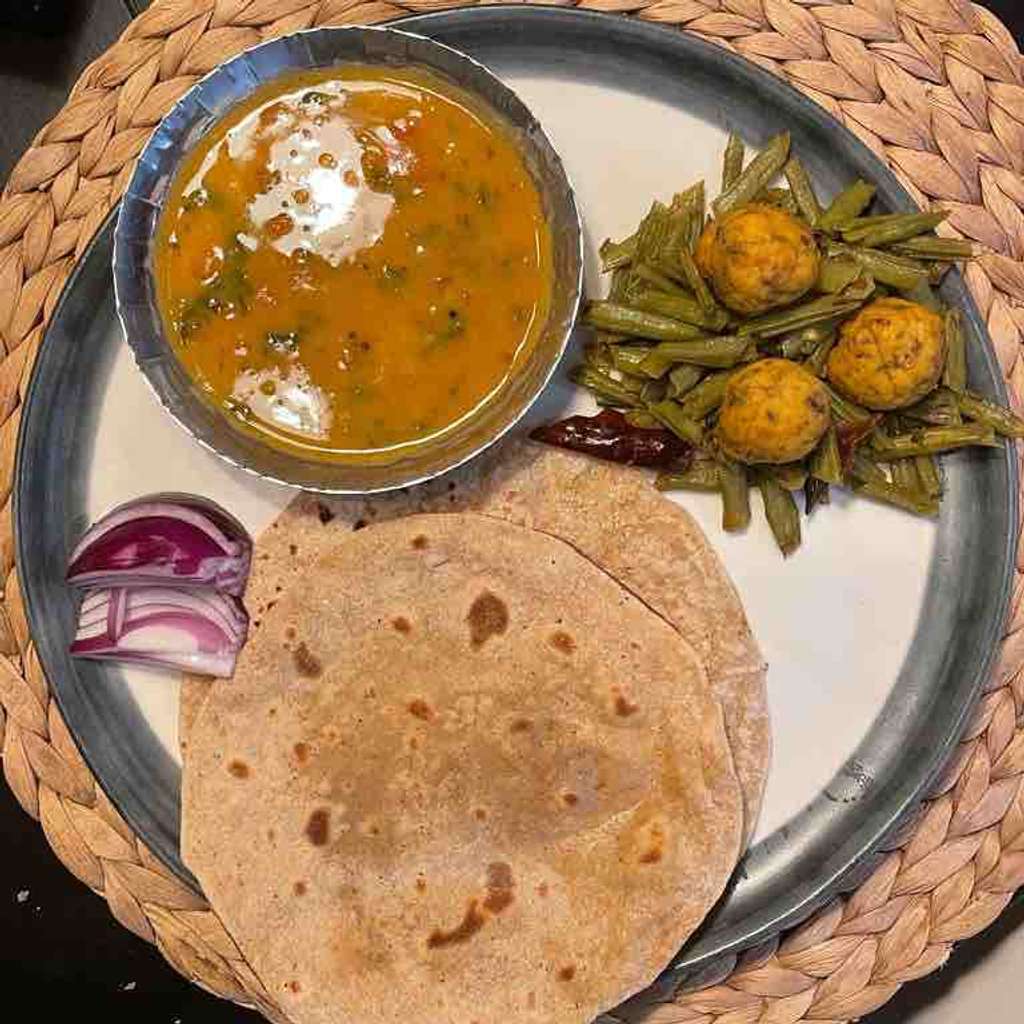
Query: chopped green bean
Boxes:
[
  {"xmin": 599, "ymin": 234, "xmax": 636, "ymax": 271},
  {"xmin": 584, "ymin": 342, "xmax": 616, "ymax": 372},
  {"xmin": 888, "ymin": 455, "xmax": 920, "ymax": 494},
  {"xmin": 844, "ymin": 245, "xmax": 929, "ymax": 290},
  {"xmin": 758, "ymin": 475, "xmax": 801, "ymax": 555},
  {"xmin": 634, "ymin": 202, "xmax": 675, "ymax": 266},
  {"xmin": 817, "ymin": 255, "xmax": 863, "ymax": 294},
  {"xmin": 784, "ymin": 157, "xmax": 822, "ymax": 226},
  {"xmin": 634, "ymin": 285, "xmax": 730, "ymax": 330},
  {"xmin": 624, "ymin": 409, "xmax": 662, "ymax": 429},
  {"xmin": 584, "ymin": 301, "xmax": 704, "ymax": 342},
  {"xmin": 633, "ymin": 262, "xmax": 683, "ymax": 293},
  {"xmin": 713, "ymin": 132, "xmax": 791, "ymax": 216},
  {"xmin": 679, "ymin": 370, "xmax": 734, "ymax": 419},
  {"xmin": 637, "ymin": 348, "xmax": 676, "ymax": 379},
  {"xmin": 610, "ymin": 345, "xmax": 652, "ymax": 374},
  {"xmin": 818, "ymin": 179, "xmax": 876, "ymax": 230},
  {"xmin": 648, "ymin": 400, "xmax": 705, "ymax": 444},
  {"xmin": 915, "ymin": 455, "xmax": 943, "ymax": 498},
  {"xmin": 667, "ymin": 363, "xmax": 705, "ymax": 399},
  {"xmin": 670, "ymin": 181, "xmax": 706, "ymax": 251},
  {"xmin": 722, "ymin": 132, "xmax": 745, "ymax": 191},
  {"xmin": 890, "ymin": 237, "xmax": 975, "ymax": 261},
  {"xmin": 676, "ymin": 246, "xmax": 717, "ymax": 313},
  {"xmin": 769, "ymin": 462, "xmax": 809, "ymax": 490},
  {"xmin": 956, "ymin": 390, "xmax": 1024, "ymax": 438},
  {"xmin": 656, "ymin": 463, "xmax": 721, "ymax": 492},
  {"xmin": 758, "ymin": 187, "xmax": 799, "ymax": 215},
  {"xmin": 607, "ymin": 268, "xmax": 631, "ymax": 304},
  {"xmin": 570, "ymin": 365, "xmax": 641, "ymax": 407},
  {"xmin": 840, "ymin": 210, "xmax": 947, "ymax": 247},
  {"xmin": 851, "ymin": 477, "xmax": 939, "ymax": 517},
  {"xmin": 804, "ymin": 331, "xmax": 839, "ymax": 377},
  {"xmin": 904, "ymin": 388, "xmax": 962, "ymax": 426},
  {"xmin": 640, "ymin": 378, "xmax": 667, "ymax": 405},
  {"xmin": 942, "ymin": 309, "xmax": 967, "ymax": 392},
  {"xmin": 822, "ymin": 381, "xmax": 872, "ymax": 424},
  {"xmin": 719, "ymin": 460, "xmax": 752, "ymax": 532},
  {"xmin": 810, "ymin": 428, "xmax": 843, "ymax": 484},
  {"xmin": 869, "ymin": 422, "xmax": 998, "ymax": 458},
  {"xmin": 849, "ymin": 450, "xmax": 889, "ymax": 486},
  {"xmin": 738, "ymin": 295, "xmax": 862, "ymax": 338},
  {"xmin": 646, "ymin": 335, "xmax": 754, "ymax": 369},
  {"xmin": 779, "ymin": 323, "xmax": 834, "ymax": 360}
]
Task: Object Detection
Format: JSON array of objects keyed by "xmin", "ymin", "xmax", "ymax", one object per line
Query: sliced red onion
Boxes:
[
  {"xmin": 70, "ymin": 586, "xmax": 249, "ymax": 678},
  {"xmin": 67, "ymin": 494, "xmax": 252, "ymax": 597}
]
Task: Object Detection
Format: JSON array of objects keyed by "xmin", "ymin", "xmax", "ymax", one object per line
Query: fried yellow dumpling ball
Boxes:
[
  {"xmin": 695, "ymin": 202, "xmax": 820, "ymax": 315},
  {"xmin": 826, "ymin": 297, "xmax": 945, "ymax": 411},
  {"xmin": 717, "ymin": 358, "xmax": 831, "ymax": 464}
]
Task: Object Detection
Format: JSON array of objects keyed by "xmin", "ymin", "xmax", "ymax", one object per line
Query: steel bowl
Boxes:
[{"xmin": 113, "ymin": 25, "xmax": 582, "ymax": 494}]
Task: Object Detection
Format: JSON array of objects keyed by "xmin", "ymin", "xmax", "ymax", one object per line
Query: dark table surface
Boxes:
[{"xmin": 2, "ymin": 1, "xmax": 1023, "ymax": 1021}]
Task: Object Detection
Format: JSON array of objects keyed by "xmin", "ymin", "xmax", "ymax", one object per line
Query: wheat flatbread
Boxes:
[
  {"xmin": 181, "ymin": 514, "xmax": 742, "ymax": 1024},
  {"xmin": 181, "ymin": 442, "xmax": 768, "ymax": 838}
]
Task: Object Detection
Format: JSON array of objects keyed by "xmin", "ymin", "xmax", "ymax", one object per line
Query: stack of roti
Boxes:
[{"xmin": 180, "ymin": 442, "xmax": 769, "ymax": 1024}]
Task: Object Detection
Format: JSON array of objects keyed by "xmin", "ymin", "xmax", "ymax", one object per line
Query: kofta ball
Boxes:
[
  {"xmin": 716, "ymin": 358, "xmax": 831, "ymax": 464},
  {"xmin": 826, "ymin": 297, "xmax": 945, "ymax": 411},
  {"xmin": 695, "ymin": 202, "xmax": 820, "ymax": 315}
]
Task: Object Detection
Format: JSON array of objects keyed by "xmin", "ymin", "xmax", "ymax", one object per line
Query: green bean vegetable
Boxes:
[{"xmin": 549, "ymin": 132, "xmax": 1003, "ymax": 556}]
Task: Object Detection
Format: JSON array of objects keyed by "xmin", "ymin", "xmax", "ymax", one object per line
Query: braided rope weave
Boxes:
[{"xmin": 1, "ymin": 1, "xmax": 1023, "ymax": 1020}]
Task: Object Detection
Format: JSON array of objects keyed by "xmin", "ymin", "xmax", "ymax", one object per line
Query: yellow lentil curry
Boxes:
[{"xmin": 155, "ymin": 66, "xmax": 552, "ymax": 459}]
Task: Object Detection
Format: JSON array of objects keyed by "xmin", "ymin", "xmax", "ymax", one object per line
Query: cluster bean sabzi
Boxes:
[{"xmin": 534, "ymin": 132, "xmax": 1024, "ymax": 556}]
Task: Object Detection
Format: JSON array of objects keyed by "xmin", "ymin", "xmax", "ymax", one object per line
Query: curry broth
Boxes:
[{"xmin": 154, "ymin": 65, "xmax": 552, "ymax": 459}]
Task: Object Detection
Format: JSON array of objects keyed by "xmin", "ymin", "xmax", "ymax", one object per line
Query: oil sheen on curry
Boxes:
[{"xmin": 155, "ymin": 66, "xmax": 552, "ymax": 459}]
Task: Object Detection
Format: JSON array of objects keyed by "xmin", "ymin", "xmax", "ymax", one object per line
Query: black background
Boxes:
[{"xmin": 1, "ymin": 2, "xmax": 1022, "ymax": 1020}]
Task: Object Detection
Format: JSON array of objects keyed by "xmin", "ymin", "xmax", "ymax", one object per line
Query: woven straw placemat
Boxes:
[{"xmin": 1, "ymin": 1, "xmax": 1023, "ymax": 1021}]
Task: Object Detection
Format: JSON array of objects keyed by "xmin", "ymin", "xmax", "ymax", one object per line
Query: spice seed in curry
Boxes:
[{"xmin": 155, "ymin": 65, "xmax": 552, "ymax": 462}]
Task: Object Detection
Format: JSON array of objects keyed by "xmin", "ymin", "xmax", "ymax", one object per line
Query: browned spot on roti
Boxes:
[
  {"xmin": 639, "ymin": 822, "xmax": 665, "ymax": 864},
  {"xmin": 305, "ymin": 808, "xmax": 329, "ymax": 847},
  {"xmin": 416, "ymin": 877, "xmax": 427, "ymax": 892},
  {"xmin": 467, "ymin": 591, "xmax": 508, "ymax": 648},
  {"xmin": 614, "ymin": 691, "xmax": 639, "ymax": 717},
  {"xmin": 527, "ymin": 992, "xmax": 536, "ymax": 1009},
  {"xmin": 289, "ymin": 543, "xmax": 298, "ymax": 556},
  {"xmin": 427, "ymin": 900, "xmax": 485, "ymax": 948},
  {"xmin": 293, "ymin": 642, "xmax": 322, "ymax": 678},
  {"xmin": 483, "ymin": 862, "xmax": 514, "ymax": 914},
  {"xmin": 353, "ymin": 518, "xmax": 367, "ymax": 531},
  {"xmin": 284, "ymin": 626, "xmax": 296, "ymax": 640},
  {"xmin": 409, "ymin": 737, "xmax": 419, "ymax": 750},
  {"xmin": 408, "ymin": 699, "xmax": 432, "ymax": 721},
  {"xmin": 412, "ymin": 534, "xmax": 428, "ymax": 550},
  {"xmin": 293, "ymin": 881, "xmax": 307, "ymax": 896},
  {"xmin": 293, "ymin": 742, "xmax": 309, "ymax": 763},
  {"xmin": 227, "ymin": 760, "xmax": 249, "ymax": 779},
  {"xmin": 558, "ymin": 965, "xmax": 576, "ymax": 981},
  {"xmin": 267, "ymin": 828, "xmax": 275, "ymax": 841},
  {"xmin": 562, "ymin": 792, "xmax": 578, "ymax": 807},
  {"xmin": 268, "ymin": 707, "xmax": 277, "ymax": 718},
  {"xmin": 510, "ymin": 718, "xmax": 532, "ymax": 733},
  {"xmin": 392, "ymin": 616, "xmax": 412, "ymax": 634},
  {"xmin": 474, "ymin": 808, "xmax": 487, "ymax": 821},
  {"xmin": 286, "ymin": 980, "xmax": 301, "ymax": 994},
  {"xmin": 549, "ymin": 630, "xmax": 576, "ymax": 654},
  {"xmin": 317, "ymin": 502, "xmax": 335, "ymax": 524},
  {"xmin": 537, "ymin": 882, "xmax": 549, "ymax": 898}
]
